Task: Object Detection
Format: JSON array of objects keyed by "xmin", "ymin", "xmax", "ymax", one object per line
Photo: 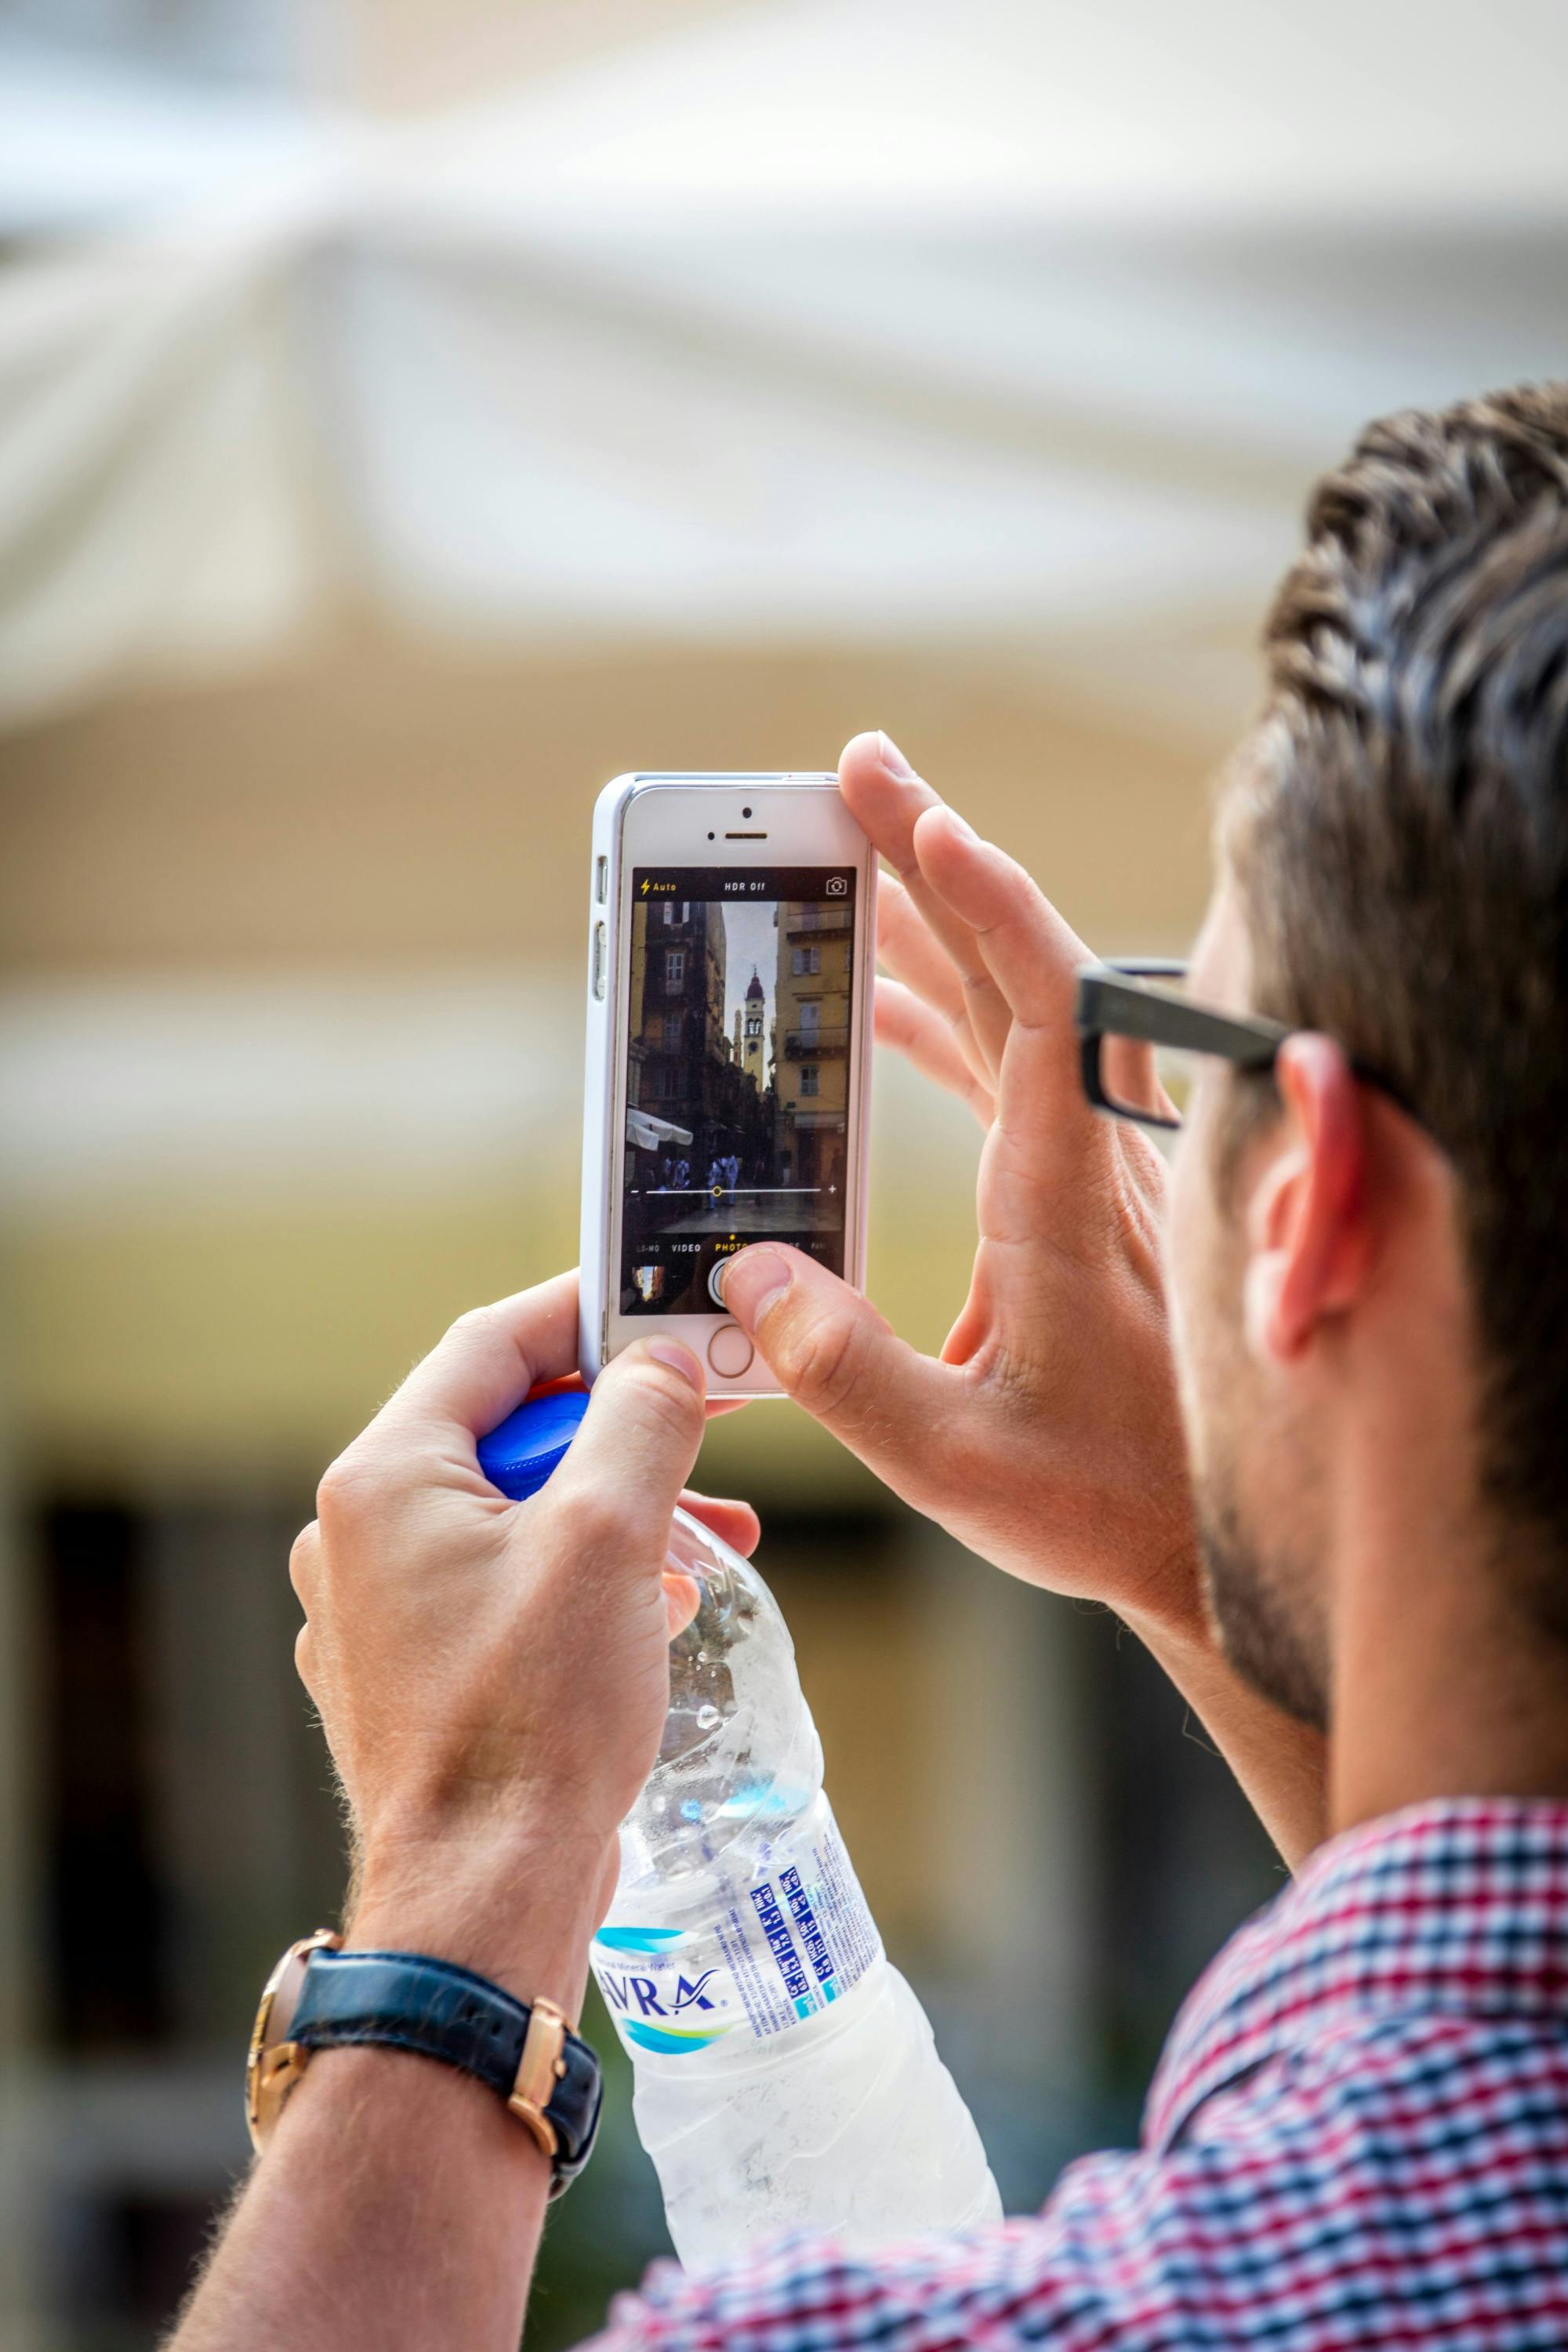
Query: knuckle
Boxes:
[
  {"xmin": 630, "ymin": 1364, "xmax": 703, "ymax": 1442},
  {"xmin": 315, "ymin": 1444, "xmax": 380, "ymax": 1526},
  {"xmin": 314, "ymin": 1449, "xmax": 376, "ymax": 1543},
  {"xmin": 562, "ymin": 1486, "xmax": 636, "ymax": 1559},
  {"xmin": 288, "ymin": 1521, "xmax": 320, "ymax": 1600},
  {"xmin": 450, "ymin": 1301, "xmax": 503, "ymax": 1348},
  {"xmin": 314, "ymin": 1454, "xmax": 356, "ymax": 1523},
  {"xmin": 779, "ymin": 1304, "xmax": 867, "ymax": 1421}
]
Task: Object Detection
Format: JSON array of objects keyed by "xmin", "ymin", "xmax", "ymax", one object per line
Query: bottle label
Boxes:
[{"xmin": 592, "ymin": 1808, "xmax": 882, "ymax": 2056}]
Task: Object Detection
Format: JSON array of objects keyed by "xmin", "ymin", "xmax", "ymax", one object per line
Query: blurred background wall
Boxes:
[{"xmin": 1, "ymin": 2, "xmax": 1566, "ymax": 2343}]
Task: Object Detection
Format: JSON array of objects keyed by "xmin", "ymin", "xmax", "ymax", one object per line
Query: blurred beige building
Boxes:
[{"xmin": 2, "ymin": 1, "xmax": 1568, "ymax": 2343}]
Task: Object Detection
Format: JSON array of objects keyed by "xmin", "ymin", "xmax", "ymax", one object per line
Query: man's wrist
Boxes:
[{"xmin": 347, "ymin": 1822, "xmax": 613, "ymax": 2019}]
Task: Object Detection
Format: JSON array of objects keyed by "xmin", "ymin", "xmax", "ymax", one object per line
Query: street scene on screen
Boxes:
[{"xmin": 620, "ymin": 871, "xmax": 855, "ymax": 1315}]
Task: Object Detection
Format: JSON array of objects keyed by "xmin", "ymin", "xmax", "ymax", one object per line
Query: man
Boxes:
[{"xmin": 172, "ymin": 384, "xmax": 1568, "ymax": 2348}]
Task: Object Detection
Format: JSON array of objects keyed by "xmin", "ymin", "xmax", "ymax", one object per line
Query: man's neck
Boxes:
[{"xmin": 1325, "ymin": 1422, "xmax": 1568, "ymax": 1834}]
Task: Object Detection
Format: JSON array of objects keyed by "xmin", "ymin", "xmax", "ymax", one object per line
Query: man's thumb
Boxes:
[
  {"xmin": 549, "ymin": 1341, "xmax": 706, "ymax": 1570},
  {"xmin": 719, "ymin": 1246, "xmax": 946, "ymax": 1479}
]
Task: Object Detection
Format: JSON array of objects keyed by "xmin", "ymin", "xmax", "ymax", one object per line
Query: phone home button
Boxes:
[{"xmin": 706, "ymin": 1323, "xmax": 754, "ymax": 1381}]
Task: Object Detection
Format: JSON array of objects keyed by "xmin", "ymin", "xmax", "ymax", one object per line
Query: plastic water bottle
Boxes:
[{"xmin": 478, "ymin": 1388, "xmax": 1001, "ymax": 2269}]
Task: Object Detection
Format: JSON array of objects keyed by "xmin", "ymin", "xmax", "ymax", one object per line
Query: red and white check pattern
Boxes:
[{"xmin": 587, "ymin": 1798, "xmax": 1568, "ymax": 2350}]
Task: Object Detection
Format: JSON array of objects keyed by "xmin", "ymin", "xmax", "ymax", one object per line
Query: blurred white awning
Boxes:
[
  {"xmin": 2, "ymin": 0, "xmax": 1567, "ymax": 728},
  {"xmin": 0, "ymin": 968, "xmax": 579, "ymax": 1211},
  {"xmin": 627, "ymin": 1110, "xmax": 694, "ymax": 1154}
]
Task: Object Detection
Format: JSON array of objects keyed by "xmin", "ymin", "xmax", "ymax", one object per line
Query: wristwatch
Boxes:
[{"xmin": 245, "ymin": 1933, "xmax": 603, "ymax": 2198}]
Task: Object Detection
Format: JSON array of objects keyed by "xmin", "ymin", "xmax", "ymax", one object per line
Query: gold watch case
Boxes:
[{"xmin": 245, "ymin": 1929, "xmax": 342, "ymax": 2152}]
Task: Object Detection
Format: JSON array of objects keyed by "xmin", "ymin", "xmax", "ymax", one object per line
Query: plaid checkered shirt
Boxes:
[{"xmin": 586, "ymin": 1798, "xmax": 1568, "ymax": 2350}]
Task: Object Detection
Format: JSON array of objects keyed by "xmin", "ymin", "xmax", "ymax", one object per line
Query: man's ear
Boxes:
[{"xmin": 1242, "ymin": 1034, "xmax": 1370, "ymax": 1366}]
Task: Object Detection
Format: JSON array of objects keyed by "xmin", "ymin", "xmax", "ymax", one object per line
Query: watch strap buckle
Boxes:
[{"xmin": 507, "ymin": 1995, "xmax": 569, "ymax": 2158}]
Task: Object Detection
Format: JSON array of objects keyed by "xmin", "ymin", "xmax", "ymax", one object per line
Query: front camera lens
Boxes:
[{"xmin": 742, "ymin": 806, "xmax": 753, "ymax": 819}]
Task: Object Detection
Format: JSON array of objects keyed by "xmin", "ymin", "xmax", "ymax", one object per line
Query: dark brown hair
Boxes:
[{"xmin": 1228, "ymin": 384, "xmax": 1568, "ymax": 1627}]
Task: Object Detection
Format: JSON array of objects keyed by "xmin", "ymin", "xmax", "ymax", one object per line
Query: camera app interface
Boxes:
[{"xmin": 619, "ymin": 866, "xmax": 857, "ymax": 1316}]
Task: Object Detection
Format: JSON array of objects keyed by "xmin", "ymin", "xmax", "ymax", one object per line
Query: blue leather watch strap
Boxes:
[{"xmin": 288, "ymin": 1948, "xmax": 601, "ymax": 2195}]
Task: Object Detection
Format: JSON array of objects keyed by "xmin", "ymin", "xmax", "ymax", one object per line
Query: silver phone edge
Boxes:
[{"xmin": 578, "ymin": 772, "xmax": 873, "ymax": 1402}]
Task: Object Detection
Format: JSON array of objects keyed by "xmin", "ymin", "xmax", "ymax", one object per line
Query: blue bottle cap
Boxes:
[{"xmin": 476, "ymin": 1387, "xmax": 590, "ymax": 1501}]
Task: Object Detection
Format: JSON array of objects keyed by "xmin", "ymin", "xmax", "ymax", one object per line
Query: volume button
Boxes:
[{"xmin": 591, "ymin": 923, "xmax": 607, "ymax": 1000}]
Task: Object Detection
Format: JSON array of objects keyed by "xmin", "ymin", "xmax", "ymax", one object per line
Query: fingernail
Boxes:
[
  {"xmin": 720, "ymin": 1247, "xmax": 793, "ymax": 1330},
  {"xmin": 943, "ymin": 807, "xmax": 978, "ymax": 842},
  {"xmin": 647, "ymin": 1341, "xmax": 702, "ymax": 1391},
  {"xmin": 877, "ymin": 731, "xmax": 916, "ymax": 780}
]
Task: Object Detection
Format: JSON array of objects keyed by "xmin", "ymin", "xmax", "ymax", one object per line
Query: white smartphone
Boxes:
[{"xmin": 579, "ymin": 772, "xmax": 877, "ymax": 1399}]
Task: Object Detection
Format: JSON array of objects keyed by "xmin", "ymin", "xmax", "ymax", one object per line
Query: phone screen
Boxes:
[{"xmin": 619, "ymin": 865, "xmax": 858, "ymax": 1316}]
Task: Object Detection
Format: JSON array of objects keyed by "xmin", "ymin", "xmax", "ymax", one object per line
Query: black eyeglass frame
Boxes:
[{"xmin": 1073, "ymin": 959, "xmax": 1420, "ymax": 1136}]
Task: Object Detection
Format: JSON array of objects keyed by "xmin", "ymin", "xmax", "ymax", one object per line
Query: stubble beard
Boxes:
[{"xmin": 1195, "ymin": 1472, "xmax": 1330, "ymax": 1734}]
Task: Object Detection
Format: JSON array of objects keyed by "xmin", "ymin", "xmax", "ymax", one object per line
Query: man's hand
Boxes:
[
  {"xmin": 722, "ymin": 731, "xmax": 1196, "ymax": 1626},
  {"xmin": 174, "ymin": 1279, "xmax": 724, "ymax": 2352},
  {"xmin": 721, "ymin": 733, "xmax": 1325, "ymax": 1867},
  {"xmin": 171, "ymin": 1281, "xmax": 760, "ymax": 2352},
  {"xmin": 289, "ymin": 1273, "xmax": 714, "ymax": 1988}
]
